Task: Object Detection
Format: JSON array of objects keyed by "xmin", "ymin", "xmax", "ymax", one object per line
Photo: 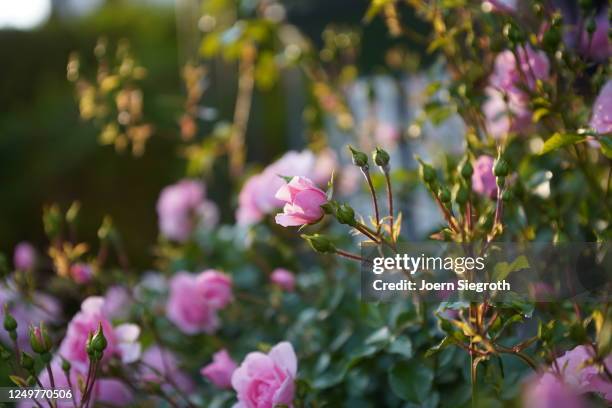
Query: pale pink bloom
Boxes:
[
  {"xmin": 201, "ymin": 349, "xmax": 237, "ymax": 389},
  {"xmin": 236, "ymin": 150, "xmax": 329, "ymax": 226},
  {"xmin": 375, "ymin": 122, "xmax": 401, "ymax": 147},
  {"xmin": 472, "ymin": 155, "xmax": 498, "ymax": 198},
  {"xmin": 553, "ymin": 345, "xmax": 612, "ymax": 401},
  {"xmin": 59, "ymin": 297, "xmax": 141, "ymax": 371},
  {"xmin": 490, "ymin": 46, "xmax": 549, "ymax": 94},
  {"xmin": 275, "ymin": 176, "xmax": 327, "ymax": 227},
  {"xmin": 166, "ymin": 272, "xmax": 220, "ymax": 334},
  {"xmin": 590, "ymin": 80, "xmax": 612, "ymax": 135},
  {"xmin": 13, "ymin": 242, "xmax": 36, "ymax": 271},
  {"xmin": 338, "ymin": 165, "xmax": 362, "ymax": 196},
  {"xmin": 0, "ymin": 284, "xmax": 61, "ymax": 351},
  {"xmin": 524, "ymin": 372, "xmax": 586, "ymax": 408},
  {"xmin": 69, "ymin": 263, "xmax": 93, "ymax": 284},
  {"xmin": 231, "ymin": 342, "xmax": 297, "ymax": 408},
  {"xmin": 141, "ymin": 346, "xmax": 195, "ymax": 394},
  {"xmin": 483, "ymin": 87, "xmax": 532, "ymax": 138},
  {"xmin": 157, "ymin": 179, "xmax": 218, "ymax": 242},
  {"xmin": 312, "ymin": 148, "xmax": 337, "ymax": 186},
  {"xmin": 270, "ymin": 268, "xmax": 296, "ymax": 292},
  {"xmin": 196, "ymin": 270, "xmax": 233, "ymax": 309},
  {"xmin": 103, "ymin": 285, "xmax": 132, "ymax": 320}
]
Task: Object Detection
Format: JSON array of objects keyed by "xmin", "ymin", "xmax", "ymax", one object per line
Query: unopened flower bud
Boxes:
[
  {"xmin": 3, "ymin": 306, "xmax": 17, "ymax": 333},
  {"xmin": 61, "ymin": 357, "xmax": 71, "ymax": 372},
  {"xmin": 373, "ymin": 147, "xmax": 390, "ymax": 168},
  {"xmin": 586, "ymin": 17, "xmax": 597, "ymax": 35},
  {"xmin": 418, "ymin": 160, "xmax": 437, "ymax": 184},
  {"xmin": 21, "ymin": 352, "xmax": 35, "ymax": 371},
  {"xmin": 348, "ymin": 146, "xmax": 368, "ymax": 168},
  {"xmin": 29, "ymin": 323, "xmax": 52, "ymax": 354},
  {"xmin": 493, "ymin": 158, "xmax": 509, "ymax": 177},
  {"xmin": 455, "ymin": 184, "xmax": 469, "ymax": 205},
  {"xmin": 460, "ymin": 158, "xmax": 473, "ymax": 180},
  {"xmin": 502, "ymin": 189, "xmax": 513, "ymax": 202},
  {"xmin": 336, "ymin": 204, "xmax": 356, "ymax": 226},
  {"xmin": 301, "ymin": 234, "xmax": 336, "ymax": 254},
  {"xmin": 438, "ymin": 187, "xmax": 452, "ymax": 203},
  {"xmin": 496, "ymin": 176, "xmax": 506, "ymax": 189},
  {"xmin": 90, "ymin": 323, "xmax": 107, "ymax": 353}
]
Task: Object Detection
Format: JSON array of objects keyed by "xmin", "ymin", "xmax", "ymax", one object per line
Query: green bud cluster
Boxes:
[{"xmin": 86, "ymin": 323, "xmax": 107, "ymax": 361}]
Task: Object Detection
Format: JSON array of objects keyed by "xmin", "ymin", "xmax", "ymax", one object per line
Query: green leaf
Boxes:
[
  {"xmin": 424, "ymin": 336, "xmax": 455, "ymax": 358},
  {"xmin": 492, "ymin": 255, "xmax": 529, "ymax": 281},
  {"xmin": 388, "ymin": 335, "xmax": 413, "ymax": 358},
  {"xmin": 363, "ymin": 0, "xmax": 393, "ymax": 23},
  {"xmin": 540, "ymin": 133, "xmax": 585, "ymax": 155},
  {"xmin": 388, "ymin": 360, "xmax": 434, "ymax": 403}
]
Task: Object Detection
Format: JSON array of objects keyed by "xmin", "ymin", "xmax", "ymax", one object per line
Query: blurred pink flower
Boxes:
[
  {"xmin": 197, "ymin": 269, "xmax": 233, "ymax": 309},
  {"xmin": 231, "ymin": 341, "xmax": 297, "ymax": 408},
  {"xmin": 236, "ymin": 150, "xmax": 333, "ymax": 226},
  {"xmin": 201, "ymin": 349, "xmax": 237, "ymax": 389},
  {"xmin": 275, "ymin": 176, "xmax": 327, "ymax": 227},
  {"xmin": 270, "ymin": 268, "xmax": 296, "ymax": 292},
  {"xmin": 590, "ymin": 80, "xmax": 612, "ymax": 135},
  {"xmin": 103, "ymin": 285, "xmax": 132, "ymax": 320},
  {"xmin": 472, "ymin": 155, "xmax": 498, "ymax": 198},
  {"xmin": 580, "ymin": 12, "xmax": 611, "ymax": 61},
  {"xmin": 13, "ymin": 242, "xmax": 36, "ymax": 271},
  {"xmin": 24, "ymin": 358, "xmax": 133, "ymax": 408},
  {"xmin": 338, "ymin": 165, "xmax": 362, "ymax": 196},
  {"xmin": 490, "ymin": 46, "xmax": 549, "ymax": 94},
  {"xmin": 69, "ymin": 263, "xmax": 93, "ymax": 284},
  {"xmin": 166, "ymin": 272, "xmax": 219, "ymax": 334},
  {"xmin": 0, "ymin": 283, "xmax": 61, "ymax": 351},
  {"xmin": 524, "ymin": 372, "xmax": 586, "ymax": 408},
  {"xmin": 484, "ymin": 46, "xmax": 549, "ymax": 138},
  {"xmin": 157, "ymin": 179, "xmax": 218, "ymax": 242},
  {"xmin": 553, "ymin": 345, "xmax": 612, "ymax": 401},
  {"xmin": 486, "ymin": 0, "xmax": 517, "ymax": 13},
  {"xmin": 483, "ymin": 87, "xmax": 532, "ymax": 138},
  {"xmin": 375, "ymin": 122, "xmax": 401, "ymax": 147},
  {"xmin": 141, "ymin": 346, "xmax": 195, "ymax": 394},
  {"xmin": 59, "ymin": 297, "xmax": 141, "ymax": 371}
]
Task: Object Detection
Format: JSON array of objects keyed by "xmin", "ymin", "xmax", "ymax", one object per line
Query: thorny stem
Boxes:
[
  {"xmin": 361, "ymin": 167, "xmax": 381, "ymax": 233},
  {"xmin": 383, "ymin": 170, "xmax": 395, "ymax": 242},
  {"xmin": 335, "ymin": 249, "xmax": 367, "ymax": 262}
]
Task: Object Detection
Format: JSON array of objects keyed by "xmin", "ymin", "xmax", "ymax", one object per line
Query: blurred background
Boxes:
[{"xmin": 0, "ymin": 0, "xmax": 432, "ymax": 268}]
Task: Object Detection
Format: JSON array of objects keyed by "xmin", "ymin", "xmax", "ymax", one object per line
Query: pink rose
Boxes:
[
  {"xmin": 103, "ymin": 285, "xmax": 132, "ymax": 320},
  {"xmin": 59, "ymin": 297, "xmax": 141, "ymax": 371},
  {"xmin": 0, "ymin": 283, "xmax": 61, "ymax": 351},
  {"xmin": 375, "ymin": 122, "xmax": 401, "ymax": 148},
  {"xmin": 166, "ymin": 270, "xmax": 232, "ymax": 334},
  {"xmin": 472, "ymin": 155, "xmax": 498, "ymax": 198},
  {"xmin": 590, "ymin": 80, "xmax": 612, "ymax": 135},
  {"xmin": 270, "ymin": 268, "xmax": 296, "ymax": 292},
  {"xmin": 274, "ymin": 176, "xmax": 327, "ymax": 227},
  {"xmin": 197, "ymin": 269, "xmax": 233, "ymax": 309},
  {"xmin": 141, "ymin": 346, "xmax": 195, "ymax": 394},
  {"xmin": 236, "ymin": 150, "xmax": 333, "ymax": 226},
  {"xmin": 69, "ymin": 263, "xmax": 93, "ymax": 284},
  {"xmin": 201, "ymin": 349, "xmax": 238, "ymax": 389},
  {"xmin": 484, "ymin": 46, "xmax": 549, "ymax": 138},
  {"xmin": 524, "ymin": 372, "xmax": 586, "ymax": 408},
  {"xmin": 231, "ymin": 341, "xmax": 297, "ymax": 408},
  {"xmin": 13, "ymin": 242, "xmax": 36, "ymax": 271},
  {"xmin": 553, "ymin": 345, "xmax": 612, "ymax": 401},
  {"xmin": 157, "ymin": 179, "xmax": 218, "ymax": 242}
]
